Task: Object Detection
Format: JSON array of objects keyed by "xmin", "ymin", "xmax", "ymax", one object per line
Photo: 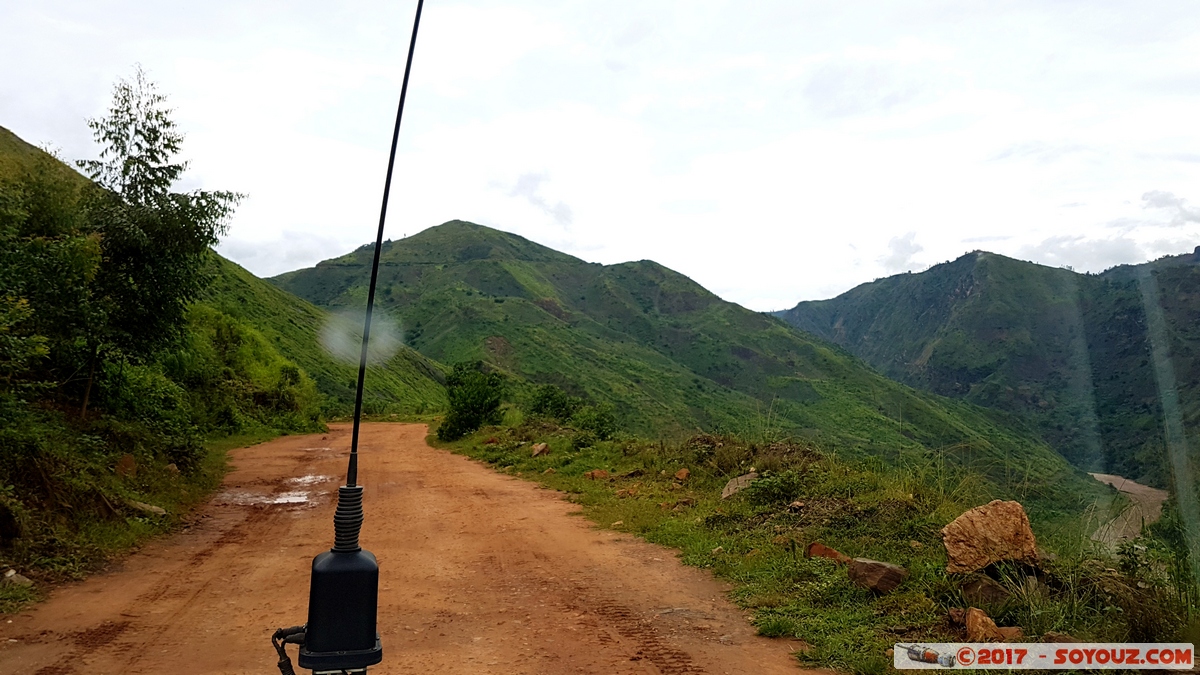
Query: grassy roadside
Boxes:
[
  {"xmin": 0, "ymin": 426, "xmax": 287, "ymax": 614},
  {"xmin": 433, "ymin": 416, "xmax": 1198, "ymax": 674}
]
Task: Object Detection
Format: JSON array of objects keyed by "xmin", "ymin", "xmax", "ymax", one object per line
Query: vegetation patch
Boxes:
[{"xmin": 436, "ymin": 416, "xmax": 1200, "ymax": 675}]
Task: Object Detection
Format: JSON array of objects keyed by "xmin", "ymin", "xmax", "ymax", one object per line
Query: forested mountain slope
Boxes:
[
  {"xmin": 271, "ymin": 220, "xmax": 1106, "ymax": 516},
  {"xmin": 776, "ymin": 249, "xmax": 1200, "ymax": 487}
]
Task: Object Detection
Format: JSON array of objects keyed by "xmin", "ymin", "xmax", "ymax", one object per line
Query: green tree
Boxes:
[
  {"xmin": 527, "ymin": 383, "xmax": 582, "ymax": 421},
  {"xmin": 438, "ymin": 362, "xmax": 504, "ymax": 441},
  {"xmin": 0, "ymin": 153, "xmax": 98, "ymax": 395},
  {"xmin": 75, "ymin": 66, "xmax": 242, "ymax": 414}
]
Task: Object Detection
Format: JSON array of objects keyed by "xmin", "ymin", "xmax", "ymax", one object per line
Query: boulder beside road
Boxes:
[{"xmin": 941, "ymin": 500, "xmax": 1039, "ymax": 573}]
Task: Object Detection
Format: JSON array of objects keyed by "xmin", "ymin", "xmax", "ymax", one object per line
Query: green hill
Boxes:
[
  {"xmin": 201, "ymin": 254, "xmax": 446, "ymax": 416},
  {"xmin": 776, "ymin": 249, "xmax": 1200, "ymax": 487},
  {"xmin": 270, "ymin": 220, "xmax": 1106, "ymax": 517}
]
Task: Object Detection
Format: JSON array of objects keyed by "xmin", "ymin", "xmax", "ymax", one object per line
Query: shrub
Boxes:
[
  {"xmin": 744, "ymin": 470, "xmax": 805, "ymax": 506},
  {"xmin": 571, "ymin": 403, "xmax": 617, "ymax": 440},
  {"xmin": 527, "ymin": 384, "xmax": 582, "ymax": 421},
  {"xmin": 438, "ymin": 362, "xmax": 504, "ymax": 441}
]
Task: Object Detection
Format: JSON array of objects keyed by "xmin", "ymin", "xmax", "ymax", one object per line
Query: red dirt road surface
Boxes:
[{"xmin": 0, "ymin": 423, "xmax": 812, "ymax": 674}]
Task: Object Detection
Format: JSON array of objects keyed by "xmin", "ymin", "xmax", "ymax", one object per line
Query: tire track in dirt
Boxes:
[{"xmin": 1, "ymin": 424, "xmax": 816, "ymax": 674}]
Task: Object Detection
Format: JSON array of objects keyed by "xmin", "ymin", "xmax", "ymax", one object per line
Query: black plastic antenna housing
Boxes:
[{"xmin": 298, "ymin": 486, "xmax": 383, "ymax": 671}]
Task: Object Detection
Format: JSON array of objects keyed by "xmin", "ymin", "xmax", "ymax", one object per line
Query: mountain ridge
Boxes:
[
  {"xmin": 775, "ymin": 247, "xmax": 1200, "ymax": 487},
  {"xmin": 269, "ymin": 220, "xmax": 1107, "ymax": 517}
]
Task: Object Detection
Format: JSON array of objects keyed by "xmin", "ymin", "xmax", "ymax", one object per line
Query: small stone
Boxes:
[
  {"xmin": 909, "ymin": 540, "xmax": 923, "ymax": 549},
  {"xmin": 721, "ymin": 472, "xmax": 759, "ymax": 499},
  {"xmin": 531, "ymin": 443, "xmax": 549, "ymax": 457},
  {"xmin": 847, "ymin": 558, "xmax": 908, "ymax": 594},
  {"xmin": 886, "ymin": 649, "xmax": 895, "ymax": 658},
  {"xmin": 805, "ymin": 541, "xmax": 850, "ymax": 564},
  {"xmin": 611, "ymin": 521, "xmax": 624, "ymax": 527},
  {"xmin": 996, "ymin": 626, "xmax": 1023, "ymax": 641},
  {"xmin": 965, "ymin": 607, "xmax": 1002, "ymax": 642},
  {"xmin": 543, "ymin": 468, "xmax": 556, "ymax": 474},
  {"xmin": 165, "ymin": 463, "xmax": 180, "ymax": 475},
  {"xmin": 786, "ymin": 501, "xmax": 805, "ymax": 513},
  {"xmin": 0, "ymin": 572, "xmax": 33, "ymax": 588},
  {"xmin": 115, "ymin": 454, "xmax": 137, "ymax": 478},
  {"xmin": 674, "ymin": 468, "xmax": 690, "ymax": 481},
  {"xmin": 616, "ymin": 488, "xmax": 638, "ymax": 498},
  {"xmin": 711, "ymin": 546, "xmax": 724, "ymax": 554},
  {"xmin": 127, "ymin": 500, "xmax": 167, "ymax": 516},
  {"xmin": 948, "ymin": 608, "xmax": 966, "ymax": 625},
  {"xmin": 584, "ymin": 469, "xmax": 610, "ymax": 480}
]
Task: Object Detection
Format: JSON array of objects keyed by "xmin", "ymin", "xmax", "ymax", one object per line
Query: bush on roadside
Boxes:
[
  {"xmin": 571, "ymin": 403, "xmax": 617, "ymax": 440},
  {"xmin": 438, "ymin": 362, "xmax": 505, "ymax": 441},
  {"xmin": 527, "ymin": 384, "xmax": 582, "ymax": 422}
]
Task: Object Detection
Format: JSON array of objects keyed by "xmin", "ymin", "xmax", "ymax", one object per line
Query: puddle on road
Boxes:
[
  {"xmin": 287, "ymin": 474, "xmax": 334, "ymax": 487},
  {"xmin": 215, "ymin": 489, "xmax": 327, "ymax": 507}
]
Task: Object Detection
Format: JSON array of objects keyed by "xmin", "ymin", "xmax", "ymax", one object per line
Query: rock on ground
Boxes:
[
  {"xmin": 127, "ymin": 500, "xmax": 167, "ymax": 516},
  {"xmin": 941, "ymin": 500, "xmax": 1038, "ymax": 573},
  {"xmin": 805, "ymin": 541, "xmax": 850, "ymax": 564},
  {"xmin": 961, "ymin": 575, "xmax": 1010, "ymax": 605},
  {"xmin": 1, "ymin": 570, "xmax": 33, "ymax": 588},
  {"xmin": 847, "ymin": 558, "xmax": 908, "ymax": 594},
  {"xmin": 721, "ymin": 472, "xmax": 759, "ymax": 499},
  {"xmin": 965, "ymin": 607, "xmax": 1023, "ymax": 642}
]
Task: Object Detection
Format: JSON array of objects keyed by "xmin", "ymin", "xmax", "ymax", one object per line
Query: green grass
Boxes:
[
  {"xmin": 436, "ymin": 416, "xmax": 1199, "ymax": 675},
  {"xmin": 204, "ymin": 254, "xmax": 447, "ymax": 417},
  {"xmin": 0, "ymin": 582, "xmax": 39, "ymax": 614}
]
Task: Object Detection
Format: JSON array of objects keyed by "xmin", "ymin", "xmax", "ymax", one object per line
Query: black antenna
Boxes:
[
  {"xmin": 347, "ymin": 0, "xmax": 425, "ymax": 488},
  {"xmin": 272, "ymin": 3, "xmax": 425, "ymax": 673}
]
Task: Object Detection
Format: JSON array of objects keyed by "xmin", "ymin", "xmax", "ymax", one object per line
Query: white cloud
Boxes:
[
  {"xmin": 880, "ymin": 232, "xmax": 924, "ymax": 273},
  {"xmin": 1142, "ymin": 190, "xmax": 1200, "ymax": 226},
  {"xmin": 4, "ymin": 0, "xmax": 1200, "ymax": 311}
]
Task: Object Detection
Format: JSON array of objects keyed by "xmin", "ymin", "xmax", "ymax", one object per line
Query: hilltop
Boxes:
[
  {"xmin": 776, "ymin": 249, "xmax": 1200, "ymax": 487},
  {"xmin": 270, "ymin": 220, "xmax": 1106, "ymax": 517}
]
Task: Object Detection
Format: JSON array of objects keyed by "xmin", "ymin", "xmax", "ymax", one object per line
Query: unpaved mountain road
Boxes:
[
  {"xmin": 0, "ymin": 423, "xmax": 812, "ymax": 675},
  {"xmin": 1089, "ymin": 472, "xmax": 1170, "ymax": 545}
]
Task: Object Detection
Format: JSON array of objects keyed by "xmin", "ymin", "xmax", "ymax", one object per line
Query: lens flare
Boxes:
[{"xmin": 319, "ymin": 308, "xmax": 403, "ymax": 365}]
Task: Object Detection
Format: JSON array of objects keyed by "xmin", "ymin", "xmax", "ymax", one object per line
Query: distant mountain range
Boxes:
[
  {"xmin": 775, "ymin": 248, "xmax": 1200, "ymax": 488},
  {"xmin": 270, "ymin": 220, "xmax": 1105, "ymax": 516}
]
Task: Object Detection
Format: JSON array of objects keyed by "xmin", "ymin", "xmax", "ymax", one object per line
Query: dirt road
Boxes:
[
  {"xmin": 0, "ymin": 424, "xmax": 809, "ymax": 674},
  {"xmin": 1089, "ymin": 472, "xmax": 1170, "ymax": 545}
]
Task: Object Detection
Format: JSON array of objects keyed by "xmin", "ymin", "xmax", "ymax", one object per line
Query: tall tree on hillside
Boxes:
[{"xmin": 75, "ymin": 66, "xmax": 243, "ymax": 415}]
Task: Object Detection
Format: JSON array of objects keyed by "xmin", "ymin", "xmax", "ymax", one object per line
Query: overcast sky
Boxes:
[{"xmin": 4, "ymin": 1, "xmax": 1200, "ymax": 310}]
